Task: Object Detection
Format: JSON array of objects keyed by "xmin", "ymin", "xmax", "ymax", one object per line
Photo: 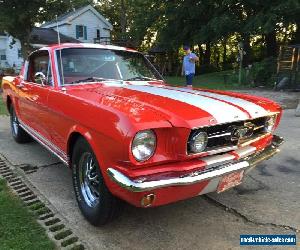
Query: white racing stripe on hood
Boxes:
[
  {"xmin": 124, "ymin": 85, "xmax": 249, "ymax": 124},
  {"xmin": 173, "ymin": 87, "xmax": 269, "ymax": 118}
]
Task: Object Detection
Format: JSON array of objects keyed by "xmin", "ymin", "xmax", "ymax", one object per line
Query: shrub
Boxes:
[{"xmin": 247, "ymin": 57, "xmax": 277, "ymax": 87}]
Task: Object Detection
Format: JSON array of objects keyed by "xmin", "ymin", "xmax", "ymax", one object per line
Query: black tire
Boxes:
[
  {"xmin": 72, "ymin": 137, "xmax": 122, "ymax": 226},
  {"xmin": 10, "ymin": 105, "xmax": 32, "ymax": 143}
]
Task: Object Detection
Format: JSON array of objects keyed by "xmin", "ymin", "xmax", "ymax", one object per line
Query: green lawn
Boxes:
[
  {"xmin": 165, "ymin": 71, "xmax": 250, "ymax": 90},
  {"xmin": 0, "ymin": 179, "xmax": 55, "ymax": 250},
  {"xmin": 0, "ymin": 97, "xmax": 8, "ymax": 115}
]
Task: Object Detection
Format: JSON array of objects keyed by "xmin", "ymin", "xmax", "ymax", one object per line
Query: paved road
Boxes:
[{"xmin": 0, "ymin": 110, "xmax": 299, "ymax": 250}]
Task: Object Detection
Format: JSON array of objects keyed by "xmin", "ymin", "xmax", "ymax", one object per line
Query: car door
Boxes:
[{"xmin": 17, "ymin": 50, "xmax": 54, "ymax": 142}]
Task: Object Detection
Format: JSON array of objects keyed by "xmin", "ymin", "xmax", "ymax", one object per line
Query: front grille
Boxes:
[{"xmin": 187, "ymin": 116, "xmax": 268, "ymax": 154}]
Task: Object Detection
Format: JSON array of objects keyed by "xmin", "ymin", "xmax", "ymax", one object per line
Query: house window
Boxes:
[
  {"xmin": 96, "ymin": 29, "xmax": 100, "ymax": 39},
  {"xmin": 76, "ymin": 25, "xmax": 87, "ymax": 40},
  {"xmin": 18, "ymin": 49, "xmax": 22, "ymax": 58},
  {"xmin": 0, "ymin": 54, "xmax": 6, "ymax": 61}
]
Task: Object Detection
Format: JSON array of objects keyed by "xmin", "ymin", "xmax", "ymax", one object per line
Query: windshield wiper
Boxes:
[
  {"xmin": 125, "ymin": 76, "xmax": 158, "ymax": 81},
  {"xmin": 68, "ymin": 77, "xmax": 108, "ymax": 85}
]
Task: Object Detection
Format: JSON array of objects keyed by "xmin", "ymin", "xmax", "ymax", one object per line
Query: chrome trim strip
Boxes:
[
  {"xmin": 107, "ymin": 135, "xmax": 284, "ymax": 192},
  {"xmin": 189, "ymin": 132, "xmax": 270, "ymax": 157},
  {"xmin": 53, "ymin": 49, "xmax": 62, "ymax": 87},
  {"xmin": 208, "ymin": 132, "xmax": 231, "ymax": 139},
  {"xmin": 19, "ymin": 120, "xmax": 68, "ymax": 165},
  {"xmin": 202, "ymin": 153, "xmax": 235, "ymax": 167},
  {"xmin": 235, "ymin": 146, "xmax": 256, "ymax": 158},
  {"xmin": 108, "ymin": 162, "xmax": 250, "ymax": 192},
  {"xmin": 188, "ymin": 118, "xmax": 269, "ymax": 156},
  {"xmin": 239, "ymin": 133, "xmax": 270, "ymax": 147},
  {"xmin": 206, "ymin": 145, "xmax": 238, "ymax": 155}
]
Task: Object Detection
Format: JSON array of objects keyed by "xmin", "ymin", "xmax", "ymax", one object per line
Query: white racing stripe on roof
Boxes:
[
  {"xmin": 174, "ymin": 87, "xmax": 269, "ymax": 118},
  {"xmin": 124, "ymin": 85, "xmax": 249, "ymax": 124}
]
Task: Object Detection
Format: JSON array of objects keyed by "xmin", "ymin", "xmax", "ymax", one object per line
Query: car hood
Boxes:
[{"xmin": 67, "ymin": 82, "xmax": 281, "ymax": 128}]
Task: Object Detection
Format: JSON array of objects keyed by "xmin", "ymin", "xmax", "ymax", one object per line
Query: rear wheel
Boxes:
[
  {"xmin": 72, "ymin": 137, "xmax": 122, "ymax": 226},
  {"xmin": 10, "ymin": 105, "xmax": 32, "ymax": 143}
]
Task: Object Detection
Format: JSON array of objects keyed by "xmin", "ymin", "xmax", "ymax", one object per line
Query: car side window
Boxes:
[{"xmin": 26, "ymin": 51, "xmax": 53, "ymax": 86}]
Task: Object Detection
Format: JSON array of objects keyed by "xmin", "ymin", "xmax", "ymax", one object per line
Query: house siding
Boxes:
[
  {"xmin": 0, "ymin": 35, "xmax": 23, "ymax": 70},
  {"xmin": 46, "ymin": 10, "xmax": 111, "ymax": 44}
]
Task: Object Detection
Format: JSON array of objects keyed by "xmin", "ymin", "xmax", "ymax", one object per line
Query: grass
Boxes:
[
  {"xmin": 0, "ymin": 179, "xmax": 55, "ymax": 250},
  {"xmin": 165, "ymin": 70, "xmax": 250, "ymax": 90},
  {"xmin": 0, "ymin": 97, "xmax": 8, "ymax": 115}
]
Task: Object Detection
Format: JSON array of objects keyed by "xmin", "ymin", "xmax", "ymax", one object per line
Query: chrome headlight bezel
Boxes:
[
  {"xmin": 264, "ymin": 115, "xmax": 277, "ymax": 133},
  {"xmin": 188, "ymin": 131, "xmax": 208, "ymax": 154},
  {"xmin": 131, "ymin": 130, "xmax": 157, "ymax": 162}
]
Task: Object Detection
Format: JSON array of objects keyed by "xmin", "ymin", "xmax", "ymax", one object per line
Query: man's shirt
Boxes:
[{"xmin": 183, "ymin": 52, "xmax": 197, "ymax": 75}]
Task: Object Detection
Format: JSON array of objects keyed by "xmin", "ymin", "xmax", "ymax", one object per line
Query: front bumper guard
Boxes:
[{"xmin": 107, "ymin": 135, "xmax": 284, "ymax": 192}]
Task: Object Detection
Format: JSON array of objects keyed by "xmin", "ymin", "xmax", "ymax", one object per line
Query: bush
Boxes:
[
  {"xmin": 4, "ymin": 67, "xmax": 16, "ymax": 75},
  {"xmin": 247, "ymin": 57, "xmax": 277, "ymax": 87},
  {"xmin": 198, "ymin": 64, "xmax": 219, "ymax": 74}
]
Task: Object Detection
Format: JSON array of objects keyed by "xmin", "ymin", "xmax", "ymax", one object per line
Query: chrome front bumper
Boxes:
[{"xmin": 107, "ymin": 135, "xmax": 284, "ymax": 192}]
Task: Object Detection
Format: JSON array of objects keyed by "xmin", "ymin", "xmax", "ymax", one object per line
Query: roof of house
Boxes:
[
  {"xmin": 30, "ymin": 27, "xmax": 79, "ymax": 45},
  {"xmin": 40, "ymin": 5, "xmax": 113, "ymax": 30}
]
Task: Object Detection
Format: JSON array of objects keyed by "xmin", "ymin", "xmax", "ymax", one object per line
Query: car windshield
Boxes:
[{"xmin": 56, "ymin": 48, "xmax": 162, "ymax": 85}]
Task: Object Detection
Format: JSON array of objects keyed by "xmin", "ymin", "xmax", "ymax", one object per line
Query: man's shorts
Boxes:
[{"xmin": 186, "ymin": 73, "xmax": 195, "ymax": 85}]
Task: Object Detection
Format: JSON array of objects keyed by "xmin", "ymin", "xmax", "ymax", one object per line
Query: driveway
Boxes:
[{"xmin": 0, "ymin": 110, "xmax": 299, "ymax": 250}]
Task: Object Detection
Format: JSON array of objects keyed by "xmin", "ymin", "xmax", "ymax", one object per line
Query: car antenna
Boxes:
[{"xmin": 56, "ymin": 15, "xmax": 65, "ymax": 86}]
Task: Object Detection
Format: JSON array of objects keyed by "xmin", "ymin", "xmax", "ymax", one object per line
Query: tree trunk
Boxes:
[
  {"xmin": 198, "ymin": 44, "xmax": 204, "ymax": 65},
  {"xmin": 203, "ymin": 42, "xmax": 211, "ymax": 66},
  {"xmin": 120, "ymin": 0, "xmax": 127, "ymax": 41},
  {"xmin": 20, "ymin": 28, "xmax": 33, "ymax": 60},
  {"xmin": 291, "ymin": 23, "xmax": 300, "ymax": 44},
  {"xmin": 213, "ymin": 45, "xmax": 220, "ymax": 69},
  {"xmin": 222, "ymin": 38, "xmax": 227, "ymax": 68},
  {"xmin": 265, "ymin": 30, "xmax": 278, "ymax": 58},
  {"xmin": 241, "ymin": 33, "xmax": 252, "ymax": 67}
]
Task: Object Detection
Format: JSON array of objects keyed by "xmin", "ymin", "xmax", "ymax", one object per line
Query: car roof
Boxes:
[{"xmin": 41, "ymin": 43, "xmax": 137, "ymax": 52}]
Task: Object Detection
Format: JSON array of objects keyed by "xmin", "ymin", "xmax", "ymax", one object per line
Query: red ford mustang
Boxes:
[{"xmin": 1, "ymin": 43, "xmax": 284, "ymax": 226}]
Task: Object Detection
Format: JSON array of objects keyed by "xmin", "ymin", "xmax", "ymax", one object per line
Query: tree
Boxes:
[
  {"xmin": 95, "ymin": 0, "xmax": 162, "ymax": 47},
  {"xmin": 95, "ymin": 0, "xmax": 134, "ymax": 43}
]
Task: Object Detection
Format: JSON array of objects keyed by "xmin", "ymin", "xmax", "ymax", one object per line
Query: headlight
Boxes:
[
  {"xmin": 189, "ymin": 131, "xmax": 208, "ymax": 153},
  {"xmin": 132, "ymin": 130, "xmax": 156, "ymax": 162},
  {"xmin": 265, "ymin": 115, "xmax": 277, "ymax": 133}
]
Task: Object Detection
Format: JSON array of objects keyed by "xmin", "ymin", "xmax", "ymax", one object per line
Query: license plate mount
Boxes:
[{"xmin": 217, "ymin": 171, "xmax": 244, "ymax": 193}]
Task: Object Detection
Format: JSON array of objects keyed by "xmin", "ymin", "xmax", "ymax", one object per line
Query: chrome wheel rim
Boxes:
[
  {"xmin": 12, "ymin": 111, "xmax": 19, "ymax": 135},
  {"xmin": 78, "ymin": 152, "xmax": 100, "ymax": 207}
]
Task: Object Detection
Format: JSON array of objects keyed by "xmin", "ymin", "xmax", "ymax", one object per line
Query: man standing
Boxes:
[{"xmin": 182, "ymin": 45, "xmax": 199, "ymax": 88}]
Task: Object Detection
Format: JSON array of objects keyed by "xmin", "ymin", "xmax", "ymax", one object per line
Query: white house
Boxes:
[
  {"xmin": 0, "ymin": 32, "xmax": 23, "ymax": 70},
  {"xmin": 40, "ymin": 5, "xmax": 113, "ymax": 44},
  {"xmin": 0, "ymin": 5, "xmax": 113, "ymax": 71}
]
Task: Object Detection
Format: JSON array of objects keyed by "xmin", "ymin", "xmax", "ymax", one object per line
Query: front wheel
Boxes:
[
  {"xmin": 10, "ymin": 105, "xmax": 32, "ymax": 143},
  {"xmin": 72, "ymin": 137, "xmax": 122, "ymax": 226}
]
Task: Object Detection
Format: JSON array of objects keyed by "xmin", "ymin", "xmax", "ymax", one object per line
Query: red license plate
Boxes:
[{"xmin": 217, "ymin": 171, "xmax": 244, "ymax": 193}]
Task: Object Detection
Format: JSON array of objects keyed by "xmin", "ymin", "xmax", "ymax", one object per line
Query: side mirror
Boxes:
[{"xmin": 34, "ymin": 72, "xmax": 46, "ymax": 85}]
